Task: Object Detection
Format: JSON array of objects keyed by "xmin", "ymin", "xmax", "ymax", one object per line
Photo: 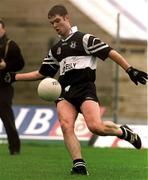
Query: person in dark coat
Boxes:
[{"xmin": 0, "ymin": 20, "xmax": 25, "ymax": 155}]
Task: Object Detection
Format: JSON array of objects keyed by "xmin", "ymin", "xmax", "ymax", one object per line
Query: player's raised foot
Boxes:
[
  {"xmin": 120, "ymin": 125, "xmax": 142, "ymax": 149},
  {"xmin": 71, "ymin": 165, "xmax": 89, "ymax": 175}
]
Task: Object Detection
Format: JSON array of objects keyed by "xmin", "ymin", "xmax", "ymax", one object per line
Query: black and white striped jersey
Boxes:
[{"xmin": 39, "ymin": 27, "xmax": 113, "ymax": 88}]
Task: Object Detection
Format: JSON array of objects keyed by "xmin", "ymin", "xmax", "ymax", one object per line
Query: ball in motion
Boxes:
[{"xmin": 37, "ymin": 77, "xmax": 62, "ymax": 101}]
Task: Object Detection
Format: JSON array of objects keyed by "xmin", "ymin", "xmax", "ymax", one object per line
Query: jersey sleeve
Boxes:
[
  {"xmin": 82, "ymin": 34, "xmax": 113, "ymax": 60},
  {"xmin": 39, "ymin": 50, "xmax": 59, "ymax": 77}
]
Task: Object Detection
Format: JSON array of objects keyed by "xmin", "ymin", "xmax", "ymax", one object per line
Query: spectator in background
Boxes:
[{"xmin": 0, "ymin": 20, "xmax": 25, "ymax": 155}]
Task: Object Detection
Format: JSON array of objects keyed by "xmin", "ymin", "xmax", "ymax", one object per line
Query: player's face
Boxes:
[
  {"xmin": 49, "ymin": 15, "xmax": 71, "ymax": 38},
  {"xmin": 0, "ymin": 24, "xmax": 6, "ymax": 38}
]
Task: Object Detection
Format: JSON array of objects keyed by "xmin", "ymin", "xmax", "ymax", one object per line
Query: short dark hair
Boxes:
[
  {"xmin": 0, "ymin": 19, "xmax": 5, "ymax": 28},
  {"xmin": 48, "ymin": 5, "xmax": 68, "ymax": 18}
]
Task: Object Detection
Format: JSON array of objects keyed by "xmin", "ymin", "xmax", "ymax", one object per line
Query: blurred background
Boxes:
[{"xmin": 0, "ymin": 0, "xmax": 147, "ymax": 123}]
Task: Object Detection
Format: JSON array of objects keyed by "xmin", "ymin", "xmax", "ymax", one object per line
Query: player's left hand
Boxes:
[{"xmin": 126, "ymin": 66, "xmax": 148, "ymax": 85}]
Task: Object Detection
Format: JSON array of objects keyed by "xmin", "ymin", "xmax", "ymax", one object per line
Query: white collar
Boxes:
[
  {"xmin": 61, "ymin": 26, "xmax": 78, "ymax": 41},
  {"xmin": 69, "ymin": 26, "xmax": 78, "ymax": 35}
]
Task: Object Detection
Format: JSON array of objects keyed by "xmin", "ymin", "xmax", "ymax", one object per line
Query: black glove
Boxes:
[
  {"xmin": 4, "ymin": 72, "xmax": 16, "ymax": 83},
  {"xmin": 126, "ymin": 66, "xmax": 148, "ymax": 85}
]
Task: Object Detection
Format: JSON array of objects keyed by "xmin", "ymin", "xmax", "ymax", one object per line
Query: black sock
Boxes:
[
  {"xmin": 73, "ymin": 159, "xmax": 85, "ymax": 165},
  {"xmin": 71, "ymin": 159, "xmax": 88, "ymax": 175},
  {"xmin": 73, "ymin": 159, "xmax": 86, "ymax": 169},
  {"xmin": 119, "ymin": 126, "xmax": 131, "ymax": 141}
]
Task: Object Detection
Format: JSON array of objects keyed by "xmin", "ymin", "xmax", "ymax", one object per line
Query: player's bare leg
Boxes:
[
  {"xmin": 57, "ymin": 100, "xmax": 89, "ymax": 175},
  {"xmin": 81, "ymin": 100, "xmax": 141, "ymax": 149}
]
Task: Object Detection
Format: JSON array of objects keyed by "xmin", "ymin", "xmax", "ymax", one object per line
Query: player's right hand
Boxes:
[{"xmin": 4, "ymin": 72, "xmax": 16, "ymax": 83}]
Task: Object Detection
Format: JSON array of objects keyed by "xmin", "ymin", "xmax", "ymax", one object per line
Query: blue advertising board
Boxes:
[{"xmin": 0, "ymin": 105, "xmax": 92, "ymax": 141}]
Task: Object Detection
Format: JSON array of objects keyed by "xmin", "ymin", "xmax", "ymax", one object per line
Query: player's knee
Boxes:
[
  {"xmin": 60, "ymin": 119, "xmax": 74, "ymax": 134},
  {"xmin": 87, "ymin": 122, "xmax": 106, "ymax": 135}
]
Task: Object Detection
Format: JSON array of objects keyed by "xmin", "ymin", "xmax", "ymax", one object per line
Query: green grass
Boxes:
[{"xmin": 0, "ymin": 141, "xmax": 147, "ymax": 180}]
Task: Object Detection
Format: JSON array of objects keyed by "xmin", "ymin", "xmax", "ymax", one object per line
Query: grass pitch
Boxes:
[{"xmin": 0, "ymin": 141, "xmax": 147, "ymax": 180}]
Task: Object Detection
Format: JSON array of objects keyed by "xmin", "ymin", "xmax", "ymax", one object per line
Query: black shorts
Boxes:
[{"xmin": 56, "ymin": 82, "xmax": 99, "ymax": 112}]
